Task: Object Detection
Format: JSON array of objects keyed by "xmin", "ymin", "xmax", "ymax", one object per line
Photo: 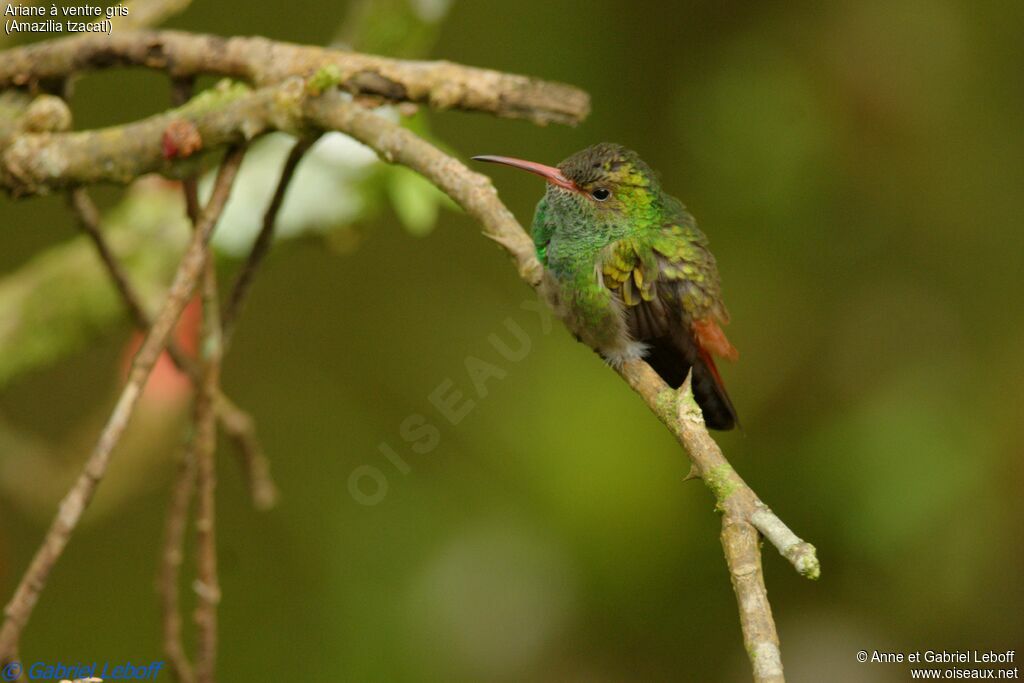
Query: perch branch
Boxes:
[
  {"xmin": 303, "ymin": 91, "xmax": 819, "ymax": 683},
  {"xmin": 0, "ymin": 30, "xmax": 590, "ymax": 126},
  {"xmin": 0, "ymin": 147, "xmax": 245, "ymax": 665}
]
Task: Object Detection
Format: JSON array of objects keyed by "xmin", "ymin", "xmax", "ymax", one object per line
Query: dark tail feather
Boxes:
[
  {"xmin": 644, "ymin": 337, "xmax": 738, "ymax": 431},
  {"xmin": 694, "ymin": 348, "xmax": 739, "ymax": 431}
]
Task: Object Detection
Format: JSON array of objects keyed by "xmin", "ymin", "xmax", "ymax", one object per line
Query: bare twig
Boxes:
[
  {"xmin": 302, "ymin": 92, "xmax": 819, "ymax": 682},
  {"xmin": 192, "ymin": 253, "xmax": 223, "ymax": 683},
  {"xmin": 158, "ymin": 76, "xmax": 209, "ymax": 681},
  {"xmin": 67, "ymin": 188, "xmax": 158, "ymax": 332},
  {"xmin": 0, "ymin": 146, "xmax": 245, "ymax": 665},
  {"xmin": 0, "ymin": 30, "xmax": 590, "ymax": 126},
  {"xmin": 159, "ymin": 442, "xmax": 197, "ymax": 683},
  {"xmin": 214, "ymin": 393, "xmax": 278, "ymax": 510},
  {"xmin": 222, "ymin": 136, "xmax": 313, "ymax": 345},
  {"xmin": 182, "ymin": 175, "xmax": 201, "ymax": 224},
  {"xmin": 171, "ymin": 76, "xmax": 202, "ymax": 222},
  {"xmin": 750, "ymin": 504, "xmax": 820, "ymax": 579}
]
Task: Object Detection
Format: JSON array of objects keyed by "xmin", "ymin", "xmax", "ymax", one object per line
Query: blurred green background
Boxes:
[{"xmin": 1, "ymin": 1, "xmax": 1022, "ymax": 681}]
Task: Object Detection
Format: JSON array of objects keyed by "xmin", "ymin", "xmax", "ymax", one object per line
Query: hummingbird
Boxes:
[{"xmin": 474, "ymin": 143, "xmax": 739, "ymax": 430}]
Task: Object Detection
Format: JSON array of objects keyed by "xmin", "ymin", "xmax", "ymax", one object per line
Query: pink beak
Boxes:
[{"xmin": 472, "ymin": 155, "xmax": 577, "ymax": 191}]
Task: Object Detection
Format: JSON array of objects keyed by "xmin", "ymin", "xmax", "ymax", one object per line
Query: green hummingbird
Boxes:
[{"xmin": 474, "ymin": 143, "xmax": 739, "ymax": 430}]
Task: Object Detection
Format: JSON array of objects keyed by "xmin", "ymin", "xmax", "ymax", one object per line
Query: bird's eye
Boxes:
[{"xmin": 591, "ymin": 188, "xmax": 611, "ymax": 201}]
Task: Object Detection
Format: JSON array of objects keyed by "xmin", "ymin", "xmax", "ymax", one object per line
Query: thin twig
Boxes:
[
  {"xmin": 160, "ymin": 77, "xmax": 204, "ymax": 682},
  {"xmin": 67, "ymin": 187, "xmax": 202, "ymax": 379},
  {"xmin": 214, "ymin": 393, "xmax": 278, "ymax": 510},
  {"xmin": 750, "ymin": 504, "xmax": 820, "ymax": 579},
  {"xmin": 171, "ymin": 76, "xmax": 202, "ymax": 224},
  {"xmin": 183, "ymin": 175, "xmax": 201, "ymax": 225},
  {"xmin": 159, "ymin": 441, "xmax": 197, "ymax": 683},
  {"xmin": 0, "ymin": 146, "xmax": 245, "ymax": 665},
  {"xmin": 67, "ymin": 188, "xmax": 154, "ymax": 329},
  {"xmin": 192, "ymin": 253, "xmax": 223, "ymax": 683},
  {"xmin": 222, "ymin": 136, "xmax": 313, "ymax": 345}
]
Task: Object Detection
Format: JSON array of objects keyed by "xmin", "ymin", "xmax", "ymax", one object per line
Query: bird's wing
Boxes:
[
  {"xmin": 599, "ymin": 226, "xmax": 739, "ymax": 428},
  {"xmin": 600, "ymin": 225, "xmax": 735, "ymax": 355}
]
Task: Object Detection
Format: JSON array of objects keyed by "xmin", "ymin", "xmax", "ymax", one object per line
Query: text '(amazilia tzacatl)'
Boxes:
[{"xmin": 474, "ymin": 143, "xmax": 739, "ymax": 430}]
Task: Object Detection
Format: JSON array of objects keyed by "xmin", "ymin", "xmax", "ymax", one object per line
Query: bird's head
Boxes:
[{"xmin": 473, "ymin": 143, "xmax": 661, "ymax": 224}]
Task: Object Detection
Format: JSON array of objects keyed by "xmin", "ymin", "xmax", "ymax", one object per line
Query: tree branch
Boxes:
[
  {"xmin": 302, "ymin": 91, "xmax": 819, "ymax": 682},
  {"xmin": 0, "ymin": 146, "xmax": 245, "ymax": 665},
  {"xmin": 0, "ymin": 30, "xmax": 589, "ymax": 126},
  {"xmin": 192, "ymin": 246, "xmax": 223, "ymax": 683},
  {"xmin": 159, "ymin": 442, "xmax": 197, "ymax": 683}
]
